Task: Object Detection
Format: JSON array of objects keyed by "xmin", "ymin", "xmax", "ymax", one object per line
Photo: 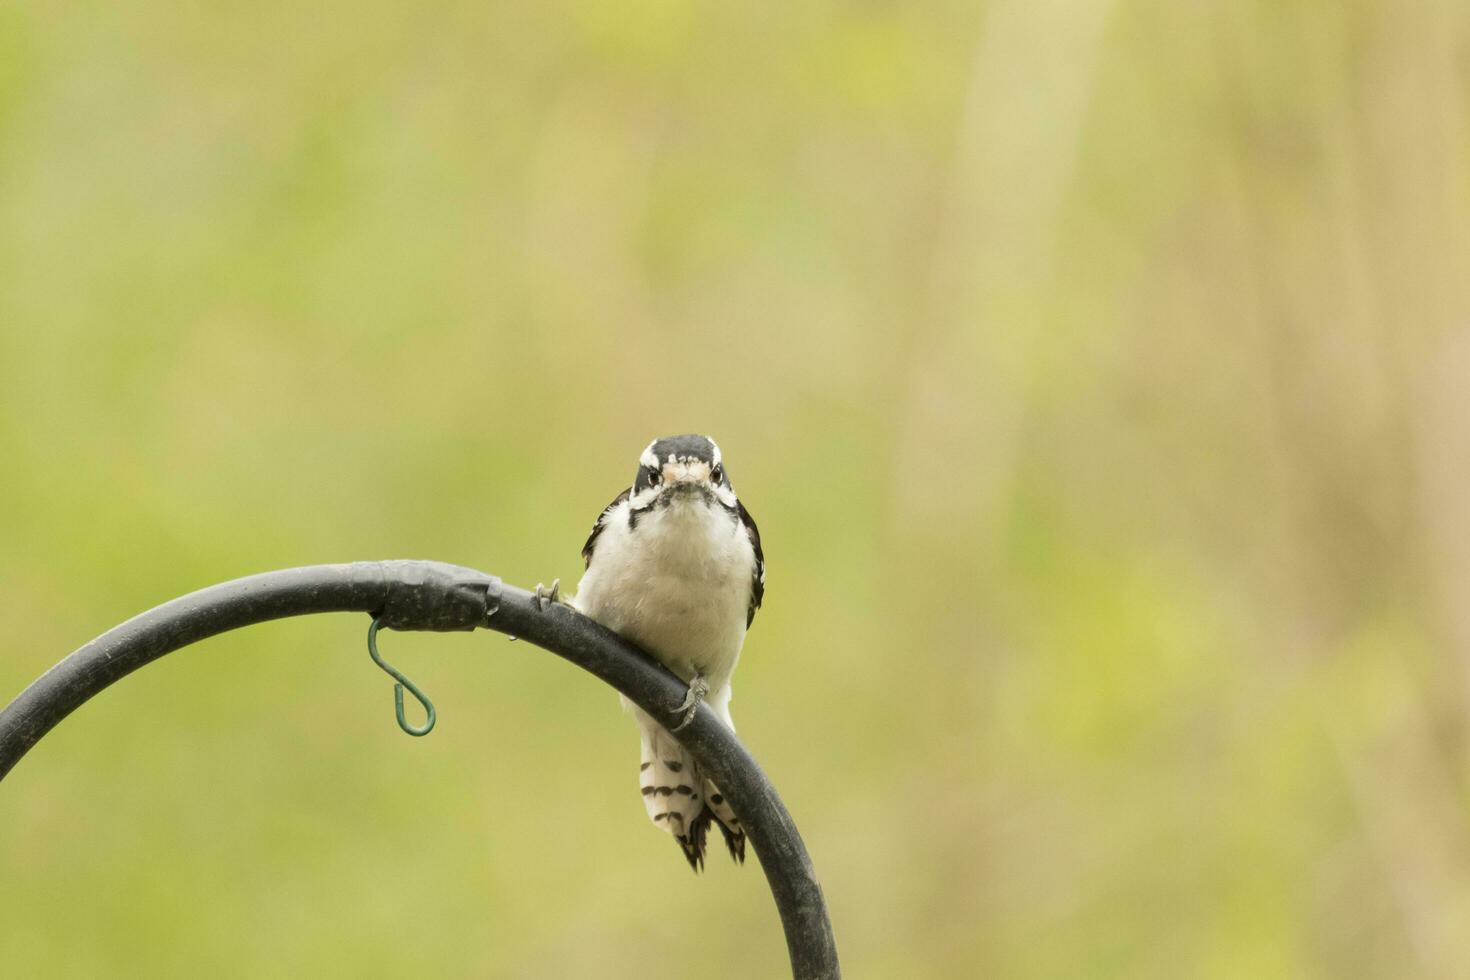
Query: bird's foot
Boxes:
[
  {"xmin": 533, "ymin": 578, "xmax": 561, "ymax": 611},
  {"xmin": 671, "ymin": 673, "xmax": 710, "ymax": 732}
]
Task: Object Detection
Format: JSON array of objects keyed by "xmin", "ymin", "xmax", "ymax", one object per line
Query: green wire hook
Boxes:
[{"xmin": 367, "ymin": 617, "xmax": 436, "ymax": 737}]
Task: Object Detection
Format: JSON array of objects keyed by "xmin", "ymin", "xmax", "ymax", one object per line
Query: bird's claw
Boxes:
[
  {"xmin": 671, "ymin": 674, "xmax": 709, "ymax": 732},
  {"xmin": 533, "ymin": 578, "xmax": 561, "ymax": 611}
]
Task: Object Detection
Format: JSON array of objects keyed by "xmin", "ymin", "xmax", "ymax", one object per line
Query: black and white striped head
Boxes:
[{"xmin": 630, "ymin": 434, "xmax": 738, "ymax": 511}]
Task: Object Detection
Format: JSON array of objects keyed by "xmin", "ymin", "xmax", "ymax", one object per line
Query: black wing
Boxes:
[
  {"xmin": 582, "ymin": 487, "xmax": 631, "ymax": 568},
  {"xmin": 737, "ymin": 499, "xmax": 764, "ymax": 628}
]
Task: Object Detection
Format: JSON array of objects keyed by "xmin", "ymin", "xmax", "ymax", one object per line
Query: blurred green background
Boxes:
[{"xmin": 3, "ymin": 1, "xmax": 1469, "ymax": 977}]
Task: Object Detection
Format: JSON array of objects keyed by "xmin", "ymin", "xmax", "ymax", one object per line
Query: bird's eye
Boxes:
[
  {"xmin": 646, "ymin": 467, "xmax": 662, "ymax": 485},
  {"xmin": 711, "ymin": 465, "xmax": 723, "ymax": 484}
]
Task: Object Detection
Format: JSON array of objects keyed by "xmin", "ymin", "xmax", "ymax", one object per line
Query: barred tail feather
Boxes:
[
  {"xmin": 636, "ymin": 712, "xmax": 709, "ymax": 871},
  {"xmin": 704, "ymin": 685, "xmax": 746, "ymax": 863},
  {"xmin": 703, "ymin": 778, "xmax": 746, "ymax": 863}
]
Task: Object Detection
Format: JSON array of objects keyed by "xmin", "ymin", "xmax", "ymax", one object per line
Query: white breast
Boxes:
[{"xmin": 572, "ymin": 495, "xmax": 755, "ymax": 691}]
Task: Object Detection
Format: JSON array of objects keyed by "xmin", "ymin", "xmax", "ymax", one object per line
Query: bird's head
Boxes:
[{"xmin": 631, "ymin": 434, "xmax": 738, "ymax": 510}]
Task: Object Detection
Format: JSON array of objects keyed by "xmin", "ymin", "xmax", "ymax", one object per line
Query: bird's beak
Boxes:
[{"xmin": 663, "ymin": 460, "xmax": 713, "ymax": 487}]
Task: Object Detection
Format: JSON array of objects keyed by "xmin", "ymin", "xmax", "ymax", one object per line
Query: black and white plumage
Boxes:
[{"xmin": 571, "ymin": 434, "xmax": 764, "ymax": 871}]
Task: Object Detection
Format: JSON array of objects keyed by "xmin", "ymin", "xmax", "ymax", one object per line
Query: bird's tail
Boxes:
[
  {"xmin": 703, "ymin": 689, "xmax": 746, "ymax": 864},
  {"xmin": 632, "ymin": 705, "xmax": 746, "ymax": 871},
  {"xmin": 701, "ymin": 774, "xmax": 746, "ymax": 864},
  {"xmin": 636, "ymin": 711, "xmax": 709, "ymax": 870}
]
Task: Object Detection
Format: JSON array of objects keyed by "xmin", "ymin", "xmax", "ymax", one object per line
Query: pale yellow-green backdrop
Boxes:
[{"xmin": 3, "ymin": 2, "xmax": 1469, "ymax": 977}]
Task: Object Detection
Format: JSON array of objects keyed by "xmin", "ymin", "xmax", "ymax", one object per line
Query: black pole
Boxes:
[{"xmin": 0, "ymin": 561, "xmax": 840, "ymax": 980}]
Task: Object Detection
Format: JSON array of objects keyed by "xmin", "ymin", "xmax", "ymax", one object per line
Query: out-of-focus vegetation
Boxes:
[{"xmin": 3, "ymin": 1, "xmax": 1469, "ymax": 977}]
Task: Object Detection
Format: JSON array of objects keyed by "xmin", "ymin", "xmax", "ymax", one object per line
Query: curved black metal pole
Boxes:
[{"xmin": 0, "ymin": 561, "xmax": 840, "ymax": 980}]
